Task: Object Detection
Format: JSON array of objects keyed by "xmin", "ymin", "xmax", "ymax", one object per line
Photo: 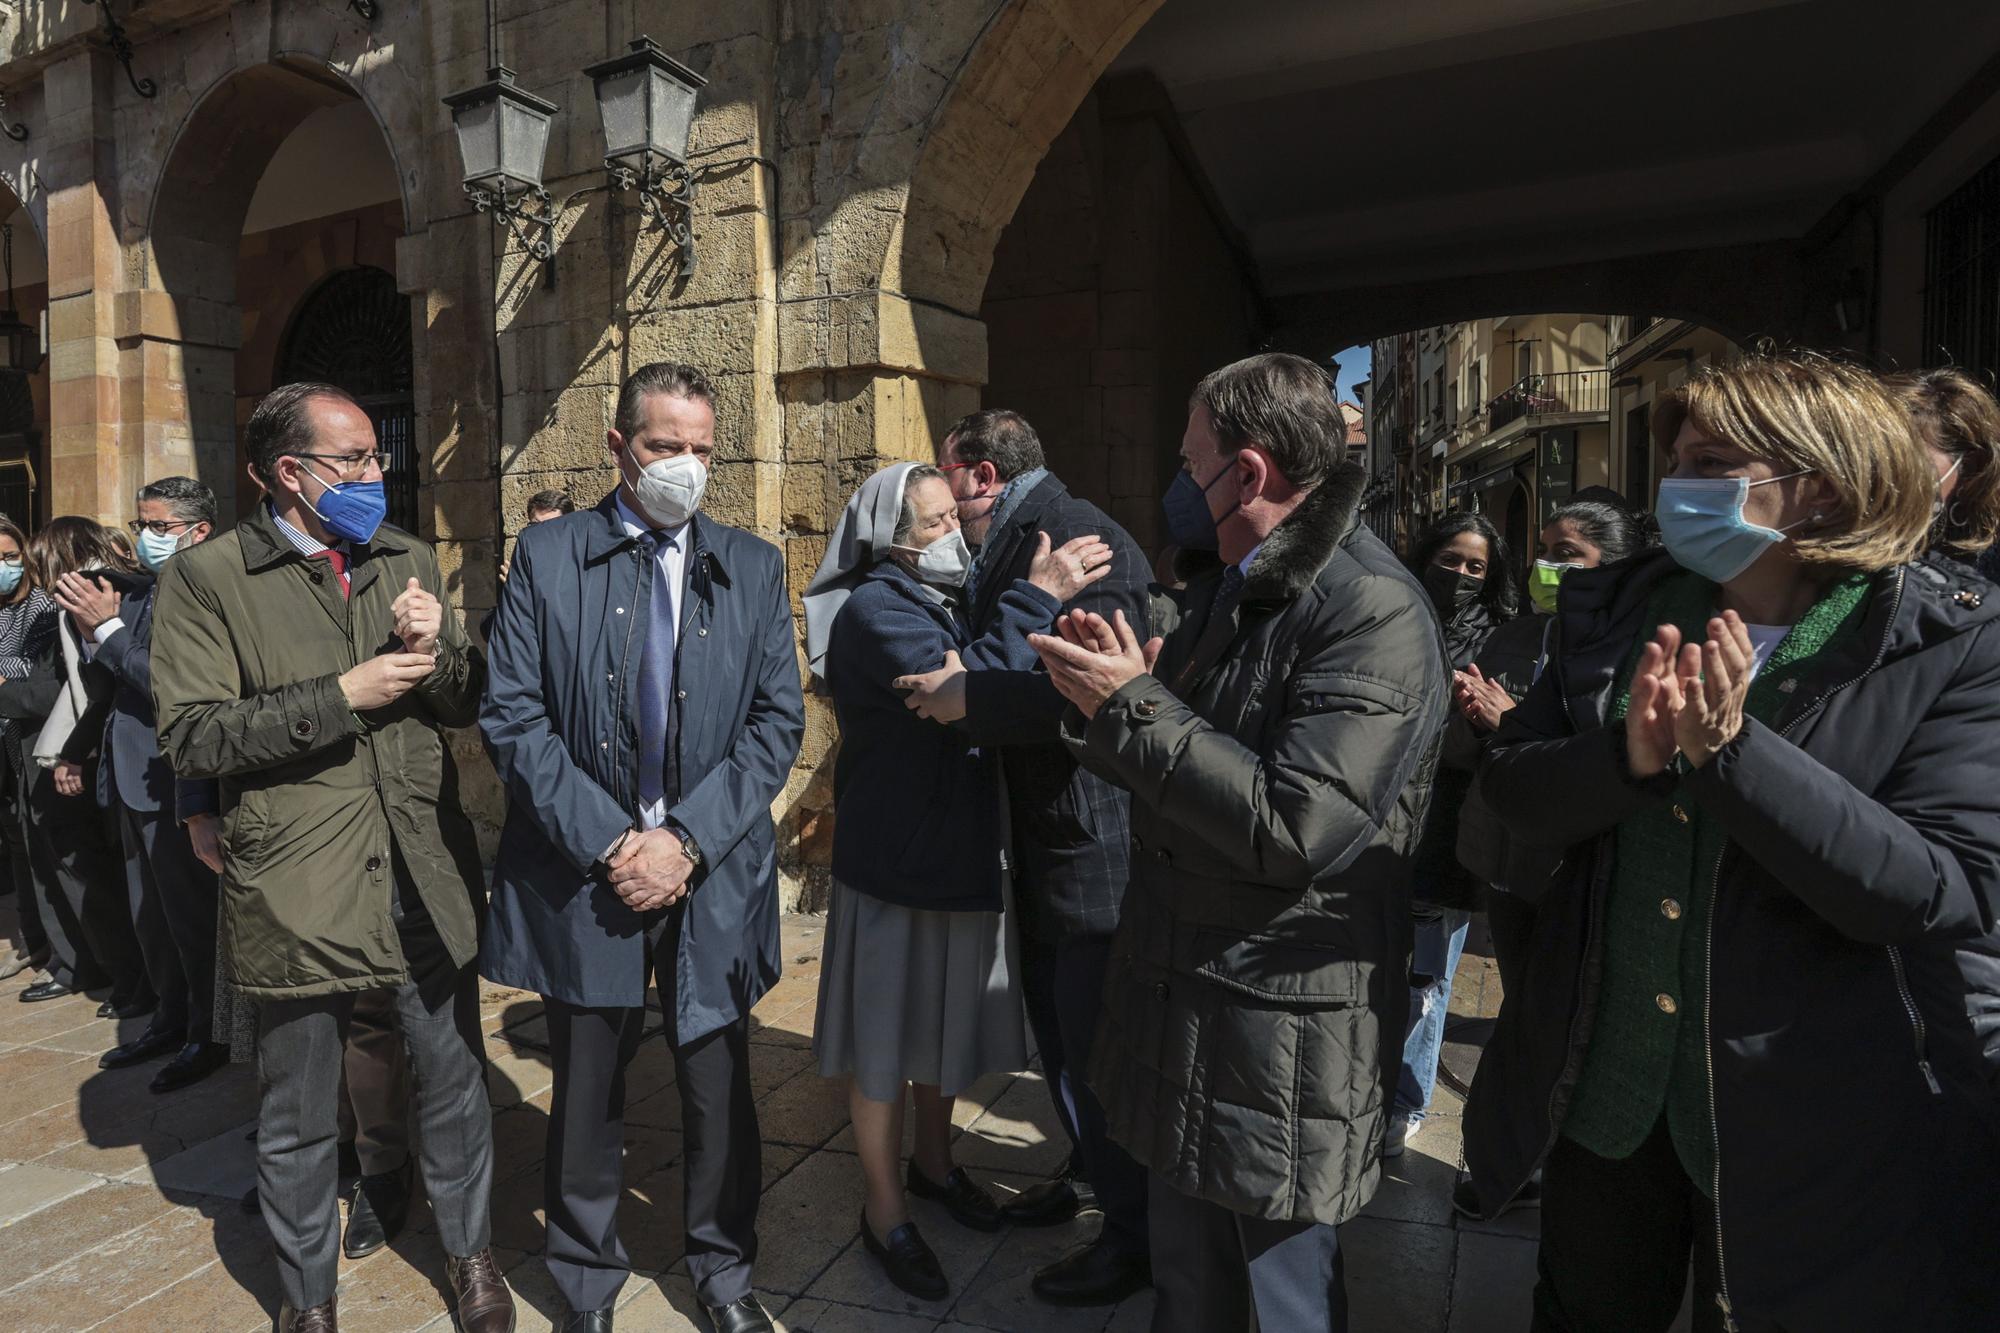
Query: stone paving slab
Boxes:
[{"xmin": 0, "ymin": 898, "xmax": 1552, "ymax": 1331}]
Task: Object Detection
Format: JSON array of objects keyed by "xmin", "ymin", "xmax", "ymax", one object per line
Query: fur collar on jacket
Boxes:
[{"xmin": 1241, "ymin": 459, "xmax": 1368, "ymax": 602}]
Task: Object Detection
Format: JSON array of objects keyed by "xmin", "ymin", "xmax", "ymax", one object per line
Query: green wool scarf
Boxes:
[{"xmin": 1558, "ymin": 569, "xmax": 1871, "ymax": 1192}]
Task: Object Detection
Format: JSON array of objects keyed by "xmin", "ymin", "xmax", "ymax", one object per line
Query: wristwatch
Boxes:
[{"xmin": 670, "ymin": 822, "xmax": 704, "ymax": 867}]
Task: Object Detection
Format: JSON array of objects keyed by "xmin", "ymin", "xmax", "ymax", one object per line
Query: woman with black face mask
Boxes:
[{"xmin": 1388, "ymin": 512, "xmax": 1518, "ymax": 1158}]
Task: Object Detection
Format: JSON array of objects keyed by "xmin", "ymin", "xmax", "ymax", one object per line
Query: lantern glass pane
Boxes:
[
  {"xmin": 650, "ymin": 71, "xmax": 697, "ymax": 166},
  {"xmin": 596, "ymin": 68, "xmax": 650, "ymax": 163},
  {"xmin": 499, "ymin": 99, "xmax": 552, "ymax": 191},
  {"xmin": 453, "ymin": 99, "xmax": 501, "ymax": 186}
]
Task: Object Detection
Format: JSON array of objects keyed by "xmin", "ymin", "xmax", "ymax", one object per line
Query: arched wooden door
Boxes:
[{"xmin": 276, "ymin": 266, "xmax": 418, "ymax": 533}]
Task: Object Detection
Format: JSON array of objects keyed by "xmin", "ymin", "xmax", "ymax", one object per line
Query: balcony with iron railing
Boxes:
[{"xmin": 1484, "ymin": 368, "xmax": 1609, "ymax": 431}]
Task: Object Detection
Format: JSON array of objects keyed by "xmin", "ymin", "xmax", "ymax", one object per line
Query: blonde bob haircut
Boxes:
[{"xmin": 1651, "ymin": 353, "xmax": 1935, "ymax": 574}]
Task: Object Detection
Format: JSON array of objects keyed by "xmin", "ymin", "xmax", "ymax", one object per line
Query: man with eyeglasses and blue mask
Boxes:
[
  {"xmin": 151, "ymin": 383, "xmax": 513, "ymax": 1333},
  {"xmin": 49, "ymin": 476, "xmax": 227, "ymax": 1094}
]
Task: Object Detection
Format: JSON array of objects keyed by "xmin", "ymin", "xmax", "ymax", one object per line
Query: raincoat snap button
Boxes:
[
  {"xmin": 365, "ymin": 855, "xmax": 382, "ymax": 872},
  {"xmin": 1655, "ymin": 993, "xmax": 1678, "ymax": 1015},
  {"xmin": 294, "ymin": 718, "xmax": 316, "ymax": 738},
  {"xmin": 1661, "ymin": 898, "xmax": 1683, "ymax": 921},
  {"xmin": 1672, "ymin": 804, "xmax": 1689, "ymax": 824}
]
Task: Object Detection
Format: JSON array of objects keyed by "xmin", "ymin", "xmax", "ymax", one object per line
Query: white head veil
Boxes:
[{"xmin": 801, "ymin": 460, "xmax": 922, "ymax": 685}]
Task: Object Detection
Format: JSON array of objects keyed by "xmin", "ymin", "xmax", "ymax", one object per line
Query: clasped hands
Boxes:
[
  {"xmin": 338, "ymin": 578, "xmax": 444, "ymax": 711},
  {"xmin": 606, "ymin": 827, "xmax": 696, "ymax": 911},
  {"xmin": 1452, "ymin": 664, "xmax": 1513, "ymax": 731},
  {"xmin": 1626, "ymin": 611, "xmax": 1755, "ymax": 779}
]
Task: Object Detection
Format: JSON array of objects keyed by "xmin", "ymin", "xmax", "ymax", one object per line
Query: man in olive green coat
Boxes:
[{"xmin": 151, "ymin": 383, "xmax": 514, "ymax": 1333}]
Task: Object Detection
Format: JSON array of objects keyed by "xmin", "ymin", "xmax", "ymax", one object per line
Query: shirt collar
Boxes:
[
  {"xmin": 1238, "ymin": 542, "xmax": 1263, "ymax": 576},
  {"xmin": 267, "ymin": 502, "xmax": 343, "ymax": 558},
  {"xmin": 614, "ymin": 491, "xmax": 690, "ymax": 549}
]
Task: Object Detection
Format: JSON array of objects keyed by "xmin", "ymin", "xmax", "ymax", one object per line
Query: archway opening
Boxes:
[{"xmin": 148, "ymin": 60, "xmax": 406, "ymax": 518}]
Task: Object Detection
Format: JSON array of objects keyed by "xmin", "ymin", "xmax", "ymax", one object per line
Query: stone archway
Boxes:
[{"xmin": 138, "ymin": 57, "xmax": 411, "ymax": 517}]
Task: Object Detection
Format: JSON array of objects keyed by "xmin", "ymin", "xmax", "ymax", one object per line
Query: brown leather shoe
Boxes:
[
  {"xmin": 447, "ymin": 1248, "xmax": 517, "ymax": 1333},
  {"xmin": 277, "ymin": 1298, "xmax": 336, "ymax": 1332}
]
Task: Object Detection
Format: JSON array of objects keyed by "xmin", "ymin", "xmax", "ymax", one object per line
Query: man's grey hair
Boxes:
[
  {"xmin": 1190, "ymin": 352, "xmax": 1346, "ymax": 491},
  {"xmin": 615, "ymin": 361, "xmax": 716, "ymax": 439},
  {"xmin": 136, "ymin": 475, "xmax": 218, "ymax": 526},
  {"xmin": 894, "ymin": 465, "xmax": 946, "ymax": 545}
]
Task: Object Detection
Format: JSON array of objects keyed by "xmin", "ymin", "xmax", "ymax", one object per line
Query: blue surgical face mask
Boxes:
[
  {"xmin": 1161, "ymin": 457, "xmax": 1241, "ymax": 552},
  {"xmin": 0, "ymin": 562, "xmax": 21, "ymax": 596},
  {"xmin": 136, "ymin": 527, "xmax": 188, "ymax": 572},
  {"xmin": 1655, "ymin": 471, "xmax": 1815, "ymax": 583},
  {"xmin": 298, "ymin": 462, "xmax": 388, "ymax": 545}
]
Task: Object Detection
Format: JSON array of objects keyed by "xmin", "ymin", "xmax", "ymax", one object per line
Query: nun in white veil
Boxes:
[{"xmin": 802, "ymin": 460, "xmax": 1110, "ymax": 1300}]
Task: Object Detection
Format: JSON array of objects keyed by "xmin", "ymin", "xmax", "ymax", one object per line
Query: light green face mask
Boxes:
[{"xmin": 1529, "ymin": 559, "xmax": 1578, "ymax": 614}]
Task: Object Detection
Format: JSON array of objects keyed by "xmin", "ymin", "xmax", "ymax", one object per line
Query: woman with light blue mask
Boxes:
[
  {"xmin": 0, "ymin": 512, "xmax": 58, "ymax": 986},
  {"xmin": 1463, "ymin": 353, "xmax": 2000, "ymax": 1332}
]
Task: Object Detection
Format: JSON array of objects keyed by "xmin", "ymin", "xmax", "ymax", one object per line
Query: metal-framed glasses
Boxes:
[
  {"xmin": 127, "ymin": 518, "xmax": 200, "ymax": 537},
  {"xmin": 290, "ymin": 451, "xmax": 390, "ymax": 479}
]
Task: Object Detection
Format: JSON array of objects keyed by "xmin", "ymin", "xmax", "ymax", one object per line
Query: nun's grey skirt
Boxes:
[{"xmin": 814, "ymin": 873, "xmax": 1028, "ymax": 1104}]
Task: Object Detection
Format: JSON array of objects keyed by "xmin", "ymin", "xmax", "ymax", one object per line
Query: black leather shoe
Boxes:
[
  {"xmin": 702, "ymin": 1294, "xmax": 776, "ymax": 1333},
  {"xmin": 151, "ymin": 1041, "xmax": 230, "ymax": 1093},
  {"xmin": 21, "ymin": 977, "xmax": 75, "ymax": 1003},
  {"xmin": 558, "ymin": 1311, "xmax": 612, "ymax": 1332},
  {"xmin": 860, "ymin": 1209, "xmax": 948, "ymax": 1301},
  {"xmin": 96, "ymin": 998, "xmax": 116, "ymax": 1018},
  {"xmin": 342, "ymin": 1162, "xmax": 411, "ymax": 1259},
  {"xmin": 1001, "ymin": 1176, "xmax": 1084, "ymax": 1227},
  {"xmin": 100, "ymin": 1026, "xmax": 186, "ymax": 1070},
  {"xmin": 906, "ymin": 1162, "xmax": 1001, "ymax": 1232},
  {"xmin": 1031, "ymin": 1236, "xmax": 1153, "ymax": 1306},
  {"xmin": 276, "ymin": 1297, "xmax": 337, "ymax": 1332}
]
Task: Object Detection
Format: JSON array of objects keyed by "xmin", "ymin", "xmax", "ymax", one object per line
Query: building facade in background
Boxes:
[{"xmin": 2, "ymin": 0, "xmax": 1998, "ymax": 904}]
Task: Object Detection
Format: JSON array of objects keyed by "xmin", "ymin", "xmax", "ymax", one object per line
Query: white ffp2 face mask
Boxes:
[
  {"xmin": 896, "ymin": 530, "xmax": 973, "ymax": 588},
  {"xmin": 621, "ymin": 448, "xmax": 708, "ymax": 528}
]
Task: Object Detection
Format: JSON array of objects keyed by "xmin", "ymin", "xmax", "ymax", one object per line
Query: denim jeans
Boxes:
[{"xmin": 1395, "ymin": 905, "xmax": 1472, "ymax": 1122}]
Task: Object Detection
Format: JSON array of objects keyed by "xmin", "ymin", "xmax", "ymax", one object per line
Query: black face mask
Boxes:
[{"xmin": 1423, "ymin": 563, "xmax": 1484, "ymax": 617}]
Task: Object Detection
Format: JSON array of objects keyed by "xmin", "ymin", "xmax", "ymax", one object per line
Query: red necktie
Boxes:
[{"xmin": 318, "ymin": 548, "xmax": 350, "ymax": 599}]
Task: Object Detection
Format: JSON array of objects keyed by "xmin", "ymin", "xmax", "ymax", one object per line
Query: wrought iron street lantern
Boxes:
[
  {"xmin": 0, "ymin": 224, "xmax": 40, "ymax": 374},
  {"xmin": 585, "ymin": 36, "xmax": 707, "ymax": 271},
  {"xmin": 442, "ymin": 66, "xmax": 560, "ymax": 260},
  {"xmin": 446, "ymin": 41, "xmax": 706, "ymax": 281}
]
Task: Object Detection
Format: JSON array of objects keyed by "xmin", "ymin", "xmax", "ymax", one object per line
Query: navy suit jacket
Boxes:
[
  {"xmin": 479, "ymin": 494, "xmax": 805, "ymax": 1039},
  {"xmin": 84, "ymin": 579, "xmax": 175, "ymax": 813}
]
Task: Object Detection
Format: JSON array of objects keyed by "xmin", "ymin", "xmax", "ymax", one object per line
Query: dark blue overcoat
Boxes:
[{"xmin": 479, "ymin": 493, "xmax": 804, "ymax": 1041}]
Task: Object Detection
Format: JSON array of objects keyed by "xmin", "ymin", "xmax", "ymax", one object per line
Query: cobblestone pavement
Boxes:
[{"xmin": 0, "ymin": 900, "xmax": 1585, "ymax": 1332}]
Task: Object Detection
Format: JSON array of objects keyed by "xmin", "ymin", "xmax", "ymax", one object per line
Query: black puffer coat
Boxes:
[
  {"xmin": 1465, "ymin": 550, "xmax": 2000, "ymax": 1330},
  {"xmin": 1069, "ymin": 466, "xmax": 1448, "ymax": 1226}
]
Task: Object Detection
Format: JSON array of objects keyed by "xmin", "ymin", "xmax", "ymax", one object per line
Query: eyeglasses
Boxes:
[
  {"xmin": 126, "ymin": 518, "xmax": 199, "ymax": 537},
  {"xmin": 937, "ymin": 462, "xmax": 977, "ymax": 474},
  {"xmin": 290, "ymin": 451, "xmax": 390, "ymax": 478}
]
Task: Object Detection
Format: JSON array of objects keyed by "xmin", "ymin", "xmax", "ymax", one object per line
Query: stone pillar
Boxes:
[
  {"xmin": 39, "ymin": 51, "xmax": 125, "ymax": 522},
  {"xmin": 771, "ymin": 292, "xmax": 988, "ymax": 909}
]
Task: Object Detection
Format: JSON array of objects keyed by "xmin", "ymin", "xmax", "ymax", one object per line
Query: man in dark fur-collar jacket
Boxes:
[{"xmin": 1033, "ymin": 353, "xmax": 1449, "ymax": 1333}]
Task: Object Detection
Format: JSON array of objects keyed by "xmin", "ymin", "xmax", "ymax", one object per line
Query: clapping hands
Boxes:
[
  {"xmin": 1027, "ymin": 609, "xmax": 1164, "ymax": 719},
  {"xmin": 1625, "ymin": 611, "xmax": 1755, "ymax": 777}
]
